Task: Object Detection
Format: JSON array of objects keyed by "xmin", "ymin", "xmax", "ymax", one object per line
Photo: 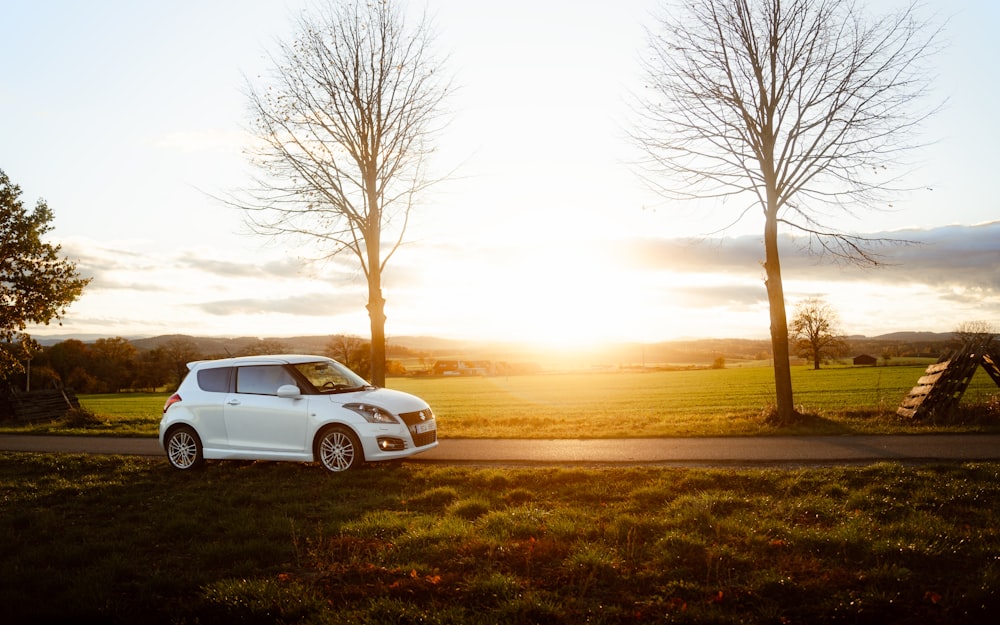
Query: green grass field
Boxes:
[
  {"xmin": 2, "ymin": 454, "xmax": 998, "ymax": 623},
  {"xmin": 2, "ymin": 363, "xmax": 998, "ymax": 437},
  {"xmin": 389, "ymin": 364, "xmax": 1000, "ymax": 437}
]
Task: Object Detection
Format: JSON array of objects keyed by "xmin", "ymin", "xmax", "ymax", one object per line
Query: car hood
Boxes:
[{"xmin": 328, "ymin": 387, "xmax": 430, "ymax": 415}]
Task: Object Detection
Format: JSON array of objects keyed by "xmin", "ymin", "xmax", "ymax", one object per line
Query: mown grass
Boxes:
[
  {"xmin": 3, "ymin": 364, "xmax": 997, "ymax": 437},
  {"xmin": 2, "ymin": 453, "xmax": 998, "ymax": 624}
]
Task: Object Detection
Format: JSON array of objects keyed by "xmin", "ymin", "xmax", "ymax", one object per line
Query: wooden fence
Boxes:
[{"xmin": 0, "ymin": 389, "xmax": 81, "ymax": 423}]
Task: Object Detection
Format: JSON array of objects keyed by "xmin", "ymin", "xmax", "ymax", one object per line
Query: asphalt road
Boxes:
[{"xmin": 2, "ymin": 433, "xmax": 1000, "ymax": 467}]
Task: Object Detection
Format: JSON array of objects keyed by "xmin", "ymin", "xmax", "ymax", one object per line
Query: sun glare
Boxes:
[{"xmin": 435, "ymin": 239, "xmax": 667, "ymax": 349}]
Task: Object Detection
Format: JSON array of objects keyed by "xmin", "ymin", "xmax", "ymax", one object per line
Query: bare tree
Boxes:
[
  {"xmin": 237, "ymin": 339, "xmax": 290, "ymax": 357},
  {"xmin": 633, "ymin": 0, "xmax": 940, "ymax": 421},
  {"xmin": 953, "ymin": 321, "xmax": 996, "ymax": 350},
  {"xmin": 325, "ymin": 334, "xmax": 371, "ymax": 378},
  {"xmin": 790, "ymin": 297, "xmax": 847, "ymax": 370},
  {"xmin": 161, "ymin": 337, "xmax": 202, "ymax": 387},
  {"xmin": 238, "ymin": 0, "xmax": 450, "ymax": 386}
]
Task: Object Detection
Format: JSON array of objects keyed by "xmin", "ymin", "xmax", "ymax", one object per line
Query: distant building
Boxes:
[
  {"xmin": 432, "ymin": 360, "xmax": 495, "ymax": 376},
  {"xmin": 853, "ymin": 354, "xmax": 878, "ymax": 366}
]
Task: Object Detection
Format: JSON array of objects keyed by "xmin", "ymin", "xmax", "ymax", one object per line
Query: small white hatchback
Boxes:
[{"xmin": 159, "ymin": 355, "xmax": 438, "ymax": 472}]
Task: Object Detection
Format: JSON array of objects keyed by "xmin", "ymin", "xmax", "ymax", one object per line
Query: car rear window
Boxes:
[{"xmin": 197, "ymin": 367, "xmax": 232, "ymax": 393}]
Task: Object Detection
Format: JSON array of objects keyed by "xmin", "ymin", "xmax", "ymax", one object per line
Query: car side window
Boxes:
[
  {"xmin": 235, "ymin": 365, "xmax": 297, "ymax": 396},
  {"xmin": 197, "ymin": 367, "xmax": 233, "ymax": 393}
]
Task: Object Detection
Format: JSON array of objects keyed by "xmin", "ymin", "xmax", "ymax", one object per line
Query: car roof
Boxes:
[{"xmin": 186, "ymin": 354, "xmax": 332, "ymax": 371}]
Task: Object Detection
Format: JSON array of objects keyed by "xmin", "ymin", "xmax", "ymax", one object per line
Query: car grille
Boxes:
[
  {"xmin": 412, "ymin": 430, "xmax": 437, "ymax": 447},
  {"xmin": 399, "ymin": 408, "xmax": 434, "ymax": 425},
  {"xmin": 399, "ymin": 408, "xmax": 437, "ymax": 447}
]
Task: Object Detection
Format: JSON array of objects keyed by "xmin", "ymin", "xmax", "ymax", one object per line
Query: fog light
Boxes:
[{"xmin": 377, "ymin": 437, "xmax": 406, "ymax": 451}]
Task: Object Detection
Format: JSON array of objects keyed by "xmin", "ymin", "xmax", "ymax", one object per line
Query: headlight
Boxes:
[{"xmin": 344, "ymin": 403, "xmax": 399, "ymax": 424}]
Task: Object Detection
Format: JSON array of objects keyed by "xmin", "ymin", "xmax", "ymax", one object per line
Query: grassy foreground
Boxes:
[
  {"xmin": 2, "ymin": 453, "xmax": 998, "ymax": 624},
  {"xmin": 4, "ymin": 364, "xmax": 999, "ymax": 438}
]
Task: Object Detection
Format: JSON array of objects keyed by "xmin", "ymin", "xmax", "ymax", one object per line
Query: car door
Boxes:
[
  {"xmin": 191, "ymin": 366, "xmax": 233, "ymax": 450},
  {"xmin": 223, "ymin": 364, "xmax": 310, "ymax": 454}
]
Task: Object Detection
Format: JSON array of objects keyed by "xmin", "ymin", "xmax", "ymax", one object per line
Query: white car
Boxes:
[{"xmin": 158, "ymin": 355, "xmax": 438, "ymax": 472}]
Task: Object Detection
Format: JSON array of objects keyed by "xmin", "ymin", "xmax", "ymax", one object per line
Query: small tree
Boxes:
[
  {"xmin": 237, "ymin": 339, "xmax": 289, "ymax": 357},
  {"xmin": 47, "ymin": 339, "xmax": 91, "ymax": 388},
  {"xmin": 160, "ymin": 337, "xmax": 202, "ymax": 388},
  {"xmin": 325, "ymin": 334, "xmax": 371, "ymax": 378},
  {"xmin": 953, "ymin": 321, "xmax": 996, "ymax": 350},
  {"xmin": 790, "ymin": 297, "xmax": 847, "ymax": 370},
  {"xmin": 0, "ymin": 170, "xmax": 90, "ymax": 381},
  {"xmin": 133, "ymin": 348, "xmax": 171, "ymax": 392},
  {"xmin": 89, "ymin": 337, "xmax": 137, "ymax": 393},
  {"xmin": 881, "ymin": 348, "xmax": 894, "ymax": 366}
]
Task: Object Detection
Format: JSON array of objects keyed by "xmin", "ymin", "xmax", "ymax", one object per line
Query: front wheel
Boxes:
[
  {"xmin": 165, "ymin": 425, "xmax": 204, "ymax": 470},
  {"xmin": 315, "ymin": 426, "xmax": 363, "ymax": 472}
]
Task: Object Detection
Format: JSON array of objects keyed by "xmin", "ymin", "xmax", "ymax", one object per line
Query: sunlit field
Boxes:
[
  {"xmin": 2, "ymin": 364, "xmax": 997, "ymax": 438},
  {"xmin": 390, "ymin": 364, "xmax": 1000, "ymax": 437}
]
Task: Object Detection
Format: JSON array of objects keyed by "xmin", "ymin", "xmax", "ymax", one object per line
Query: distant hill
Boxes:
[
  {"xmin": 32, "ymin": 331, "xmax": 961, "ymax": 369},
  {"xmin": 128, "ymin": 334, "xmax": 332, "ymax": 356},
  {"xmin": 870, "ymin": 331, "xmax": 955, "ymax": 342}
]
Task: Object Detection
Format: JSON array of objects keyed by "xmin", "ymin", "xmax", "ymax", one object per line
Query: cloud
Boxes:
[
  {"xmin": 44, "ymin": 221, "xmax": 997, "ymax": 341},
  {"xmin": 57, "ymin": 242, "xmax": 170, "ymax": 291},
  {"xmin": 611, "ymin": 221, "xmax": 1000, "ymax": 293},
  {"xmin": 671, "ymin": 284, "xmax": 768, "ymax": 309},
  {"xmin": 611, "ymin": 236, "xmax": 759, "ymax": 273},
  {"xmin": 196, "ymin": 292, "xmax": 363, "ymax": 317},
  {"xmin": 871, "ymin": 222, "xmax": 1000, "ymax": 289},
  {"xmin": 176, "ymin": 253, "xmax": 308, "ymax": 279},
  {"xmin": 175, "ymin": 249, "xmax": 368, "ymax": 287}
]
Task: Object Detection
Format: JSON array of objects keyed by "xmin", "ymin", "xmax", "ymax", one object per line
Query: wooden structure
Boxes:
[
  {"xmin": 898, "ymin": 341, "xmax": 1000, "ymax": 419},
  {"xmin": 0, "ymin": 389, "xmax": 81, "ymax": 423}
]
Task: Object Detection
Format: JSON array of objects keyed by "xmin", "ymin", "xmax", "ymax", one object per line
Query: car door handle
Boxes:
[{"xmin": 226, "ymin": 399, "xmax": 241, "ymax": 406}]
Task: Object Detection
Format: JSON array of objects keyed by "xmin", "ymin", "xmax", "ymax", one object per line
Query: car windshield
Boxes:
[{"xmin": 292, "ymin": 360, "xmax": 372, "ymax": 393}]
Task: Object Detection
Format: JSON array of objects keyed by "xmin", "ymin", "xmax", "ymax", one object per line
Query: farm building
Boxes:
[
  {"xmin": 432, "ymin": 360, "xmax": 495, "ymax": 376},
  {"xmin": 853, "ymin": 354, "xmax": 878, "ymax": 366}
]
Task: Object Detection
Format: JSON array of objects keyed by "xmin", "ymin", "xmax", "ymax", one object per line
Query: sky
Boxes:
[{"xmin": 2, "ymin": 0, "xmax": 998, "ymax": 348}]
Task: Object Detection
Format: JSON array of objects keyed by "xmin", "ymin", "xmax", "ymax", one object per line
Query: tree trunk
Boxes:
[
  {"xmin": 365, "ymin": 210, "xmax": 387, "ymax": 387},
  {"xmin": 367, "ymin": 286, "xmax": 387, "ymax": 387},
  {"xmin": 363, "ymin": 164, "xmax": 387, "ymax": 387},
  {"xmin": 763, "ymin": 213, "xmax": 796, "ymax": 422}
]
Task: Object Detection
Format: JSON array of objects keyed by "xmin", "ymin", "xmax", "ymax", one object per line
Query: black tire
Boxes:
[
  {"xmin": 315, "ymin": 426, "xmax": 363, "ymax": 472},
  {"xmin": 165, "ymin": 425, "xmax": 204, "ymax": 470}
]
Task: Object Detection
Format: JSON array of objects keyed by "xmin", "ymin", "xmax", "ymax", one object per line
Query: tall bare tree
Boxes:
[
  {"xmin": 238, "ymin": 0, "xmax": 450, "ymax": 386},
  {"xmin": 633, "ymin": 0, "xmax": 940, "ymax": 421},
  {"xmin": 790, "ymin": 297, "xmax": 847, "ymax": 370}
]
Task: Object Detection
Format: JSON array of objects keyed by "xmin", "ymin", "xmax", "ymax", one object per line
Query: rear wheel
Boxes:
[
  {"xmin": 165, "ymin": 426, "xmax": 204, "ymax": 470},
  {"xmin": 316, "ymin": 426, "xmax": 363, "ymax": 472}
]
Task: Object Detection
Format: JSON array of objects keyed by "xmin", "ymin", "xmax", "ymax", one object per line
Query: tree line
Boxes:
[
  {"xmin": 6, "ymin": 320, "xmax": 990, "ymax": 396},
  {"xmin": 2, "ymin": 334, "xmax": 404, "ymax": 395}
]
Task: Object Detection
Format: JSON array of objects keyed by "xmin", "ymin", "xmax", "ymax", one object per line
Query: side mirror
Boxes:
[{"xmin": 276, "ymin": 384, "xmax": 301, "ymax": 398}]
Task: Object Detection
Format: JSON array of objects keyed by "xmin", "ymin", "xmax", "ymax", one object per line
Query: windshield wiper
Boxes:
[{"xmin": 321, "ymin": 383, "xmax": 375, "ymax": 394}]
